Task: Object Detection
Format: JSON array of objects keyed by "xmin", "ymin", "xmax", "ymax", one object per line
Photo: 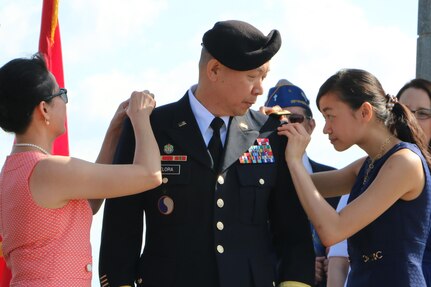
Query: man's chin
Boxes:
[{"xmin": 235, "ymin": 110, "xmax": 248, "ymax": 116}]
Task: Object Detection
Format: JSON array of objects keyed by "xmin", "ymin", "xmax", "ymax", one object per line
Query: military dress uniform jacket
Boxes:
[{"xmin": 99, "ymin": 93, "xmax": 315, "ymax": 287}]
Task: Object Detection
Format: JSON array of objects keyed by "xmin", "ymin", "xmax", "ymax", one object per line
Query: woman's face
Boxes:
[
  {"xmin": 398, "ymin": 87, "xmax": 431, "ymax": 144},
  {"xmin": 319, "ymin": 92, "xmax": 363, "ymax": 152}
]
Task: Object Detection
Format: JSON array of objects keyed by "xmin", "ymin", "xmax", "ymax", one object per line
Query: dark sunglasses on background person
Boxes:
[
  {"xmin": 269, "ymin": 111, "xmax": 311, "ymax": 124},
  {"xmin": 410, "ymin": 108, "xmax": 431, "ymax": 120},
  {"xmin": 285, "ymin": 113, "xmax": 311, "ymax": 123},
  {"xmin": 43, "ymin": 88, "xmax": 68, "ymax": 104}
]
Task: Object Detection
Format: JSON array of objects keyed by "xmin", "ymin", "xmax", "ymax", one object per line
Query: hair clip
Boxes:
[{"xmin": 386, "ymin": 94, "xmax": 398, "ymax": 111}]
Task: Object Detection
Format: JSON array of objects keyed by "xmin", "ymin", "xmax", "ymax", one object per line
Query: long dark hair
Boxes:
[
  {"xmin": 316, "ymin": 69, "xmax": 431, "ymax": 167},
  {"xmin": 0, "ymin": 53, "xmax": 54, "ymax": 134}
]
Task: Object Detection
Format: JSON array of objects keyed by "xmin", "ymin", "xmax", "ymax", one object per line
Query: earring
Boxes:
[{"xmin": 45, "ymin": 118, "xmax": 50, "ymax": 125}]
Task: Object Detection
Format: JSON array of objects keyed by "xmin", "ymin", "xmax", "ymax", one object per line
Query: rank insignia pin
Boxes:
[
  {"xmin": 164, "ymin": 143, "xmax": 174, "ymax": 154},
  {"xmin": 239, "ymin": 122, "xmax": 248, "ymax": 130}
]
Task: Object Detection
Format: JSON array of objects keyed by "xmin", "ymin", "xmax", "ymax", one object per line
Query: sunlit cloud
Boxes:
[
  {"xmin": 0, "ymin": 2, "xmax": 40, "ymax": 58},
  {"xmin": 62, "ymin": 0, "xmax": 168, "ymax": 63}
]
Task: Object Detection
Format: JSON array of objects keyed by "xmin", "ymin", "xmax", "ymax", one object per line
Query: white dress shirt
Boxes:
[{"xmin": 188, "ymin": 85, "xmax": 229, "ymax": 147}]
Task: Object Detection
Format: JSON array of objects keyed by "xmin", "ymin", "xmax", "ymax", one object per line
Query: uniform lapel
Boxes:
[
  {"xmin": 164, "ymin": 96, "xmax": 213, "ymax": 169},
  {"xmin": 220, "ymin": 114, "xmax": 259, "ymax": 172}
]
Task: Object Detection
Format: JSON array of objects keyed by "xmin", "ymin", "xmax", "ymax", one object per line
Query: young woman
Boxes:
[
  {"xmin": 0, "ymin": 53, "xmax": 162, "ymax": 286},
  {"xmin": 278, "ymin": 69, "xmax": 431, "ymax": 286}
]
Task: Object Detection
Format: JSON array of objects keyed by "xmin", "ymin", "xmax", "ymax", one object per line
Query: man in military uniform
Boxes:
[{"xmin": 99, "ymin": 20, "xmax": 315, "ymax": 287}]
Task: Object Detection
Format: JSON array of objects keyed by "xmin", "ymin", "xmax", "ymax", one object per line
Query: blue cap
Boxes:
[{"xmin": 265, "ymin": 80, "xmax": 312, "ymax": 116}]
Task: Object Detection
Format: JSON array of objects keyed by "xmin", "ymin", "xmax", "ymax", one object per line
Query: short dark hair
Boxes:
[{"xmin": 0, "ymin": 53, "xmax": 55, "ymax": 134}]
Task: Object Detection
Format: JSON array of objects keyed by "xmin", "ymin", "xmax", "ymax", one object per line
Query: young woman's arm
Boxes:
[
  {"xmin": 310, "ymin": 158, "xmax": 364, "ymax": 198},
  {"xmin": 279, "ymin": 123, "xmax": 425, "ymax": 246}
]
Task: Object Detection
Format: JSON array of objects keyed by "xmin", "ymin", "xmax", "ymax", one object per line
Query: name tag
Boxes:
[{"xmin": 162, "ymin": 164, "xmax": 181, "ymax": 175}]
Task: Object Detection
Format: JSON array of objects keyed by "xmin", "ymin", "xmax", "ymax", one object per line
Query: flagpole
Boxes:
[
  {"xmin": 39, "ymin": 0, "xmax": 69, "ymax": 156},
  {"xmin": 417, "ymin": 0, "xmax": 431, "ymax": 80}
]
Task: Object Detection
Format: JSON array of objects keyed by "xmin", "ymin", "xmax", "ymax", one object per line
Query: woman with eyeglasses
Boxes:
[
  {"xmin": 397, "ymin": 79, "xmax": 431, "ymax": 149},
  {"xmin": 397, "ymin": 78, "xmax": 431, "ymax": 287},
  {"xmin": 278, "ymin": 69, "xmax": 431, "ymax": 287},
  {"xmin": 0, "ymin": 53, "xmax": 162, "ymax": 286}
]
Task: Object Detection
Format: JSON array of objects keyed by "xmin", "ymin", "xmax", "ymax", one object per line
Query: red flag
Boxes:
[
  {"xmin": 0, "ymin": 1, "xmax": 69, "ymax": 285},
  {"xmin": 39, "ymin": 0, "xmax": 69, "ymax": 156}
]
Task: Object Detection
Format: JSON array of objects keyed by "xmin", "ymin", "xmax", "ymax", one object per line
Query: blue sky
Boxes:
[{"xmin": 0, "ymin": 0, "xmax": 419, "ymax": 285}]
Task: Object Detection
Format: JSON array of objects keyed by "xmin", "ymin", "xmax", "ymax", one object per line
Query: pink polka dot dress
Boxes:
[{"xmin": 0, "ymin": 152, "xmax": 93, "ymax": 286}]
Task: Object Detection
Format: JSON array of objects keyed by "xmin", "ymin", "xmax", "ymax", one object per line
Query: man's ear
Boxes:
[
  {"xmin": 308, "ymin": 118, "xmax": 316, "ymax": 134},
  {"xmin": 207, "ymin": 59, "xmax": 221, "ymax": 81}
]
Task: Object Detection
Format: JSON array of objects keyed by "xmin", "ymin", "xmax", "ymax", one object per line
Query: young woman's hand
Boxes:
[{"xmin": 277, "ymin": 123, "xmax": 310, "ymax": 164}]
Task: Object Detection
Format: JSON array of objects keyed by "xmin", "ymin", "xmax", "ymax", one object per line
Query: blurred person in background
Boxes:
[{"xmin": 326, "ymin": 194, "xmax": 350, "ymax": 287}]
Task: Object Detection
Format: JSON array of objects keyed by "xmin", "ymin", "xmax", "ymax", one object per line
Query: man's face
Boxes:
[
  {"xmin": 282, "ymin": 106, "xmax": 315, "ymax": 135},
  {"xmin": 214, "ymin": 62, "xmax": 270, "ymax": 116}
]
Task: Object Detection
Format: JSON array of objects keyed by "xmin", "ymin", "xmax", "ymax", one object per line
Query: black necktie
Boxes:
[{"xmin": 208, "ymin": 117, "xmax": 224, "ymax": 171}]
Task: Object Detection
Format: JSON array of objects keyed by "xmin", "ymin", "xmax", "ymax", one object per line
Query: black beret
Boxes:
[{"xmin": 202, "ymin": 20, "xmax": 282, "ymax": 71}]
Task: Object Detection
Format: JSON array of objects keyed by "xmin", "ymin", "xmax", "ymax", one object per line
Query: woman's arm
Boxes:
[
  {"xmin": 279, "ymin": 123, "xmax": 425, "ymax": 246},
  {"xmin": 30, "ymin": 91, "xmax": 162, "ymax": 210},
  {"xmin": 89, "ymin": 99, "xmax": 130, "ymax": 214},
  {"xmin": 310, "ymin": 158, "xmax": 364, "ymax": 198}
]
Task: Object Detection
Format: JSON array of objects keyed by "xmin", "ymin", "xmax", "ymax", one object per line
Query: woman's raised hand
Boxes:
[{"xmin": 126, "ymin": 90, "xmax": 156, "ymax": 121}]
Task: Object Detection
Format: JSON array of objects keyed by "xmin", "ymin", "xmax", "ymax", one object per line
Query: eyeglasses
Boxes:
[
  {"xmin": 410, "ymin": 108, "xmax": 431, "ymax": 120},
  {"xmin": 43, "ymin": 88, "xmax": 68, "ymax": 104},
  {"xmin": 286, "ymin": 113, "xmax": 311, "ymax": 124}
]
